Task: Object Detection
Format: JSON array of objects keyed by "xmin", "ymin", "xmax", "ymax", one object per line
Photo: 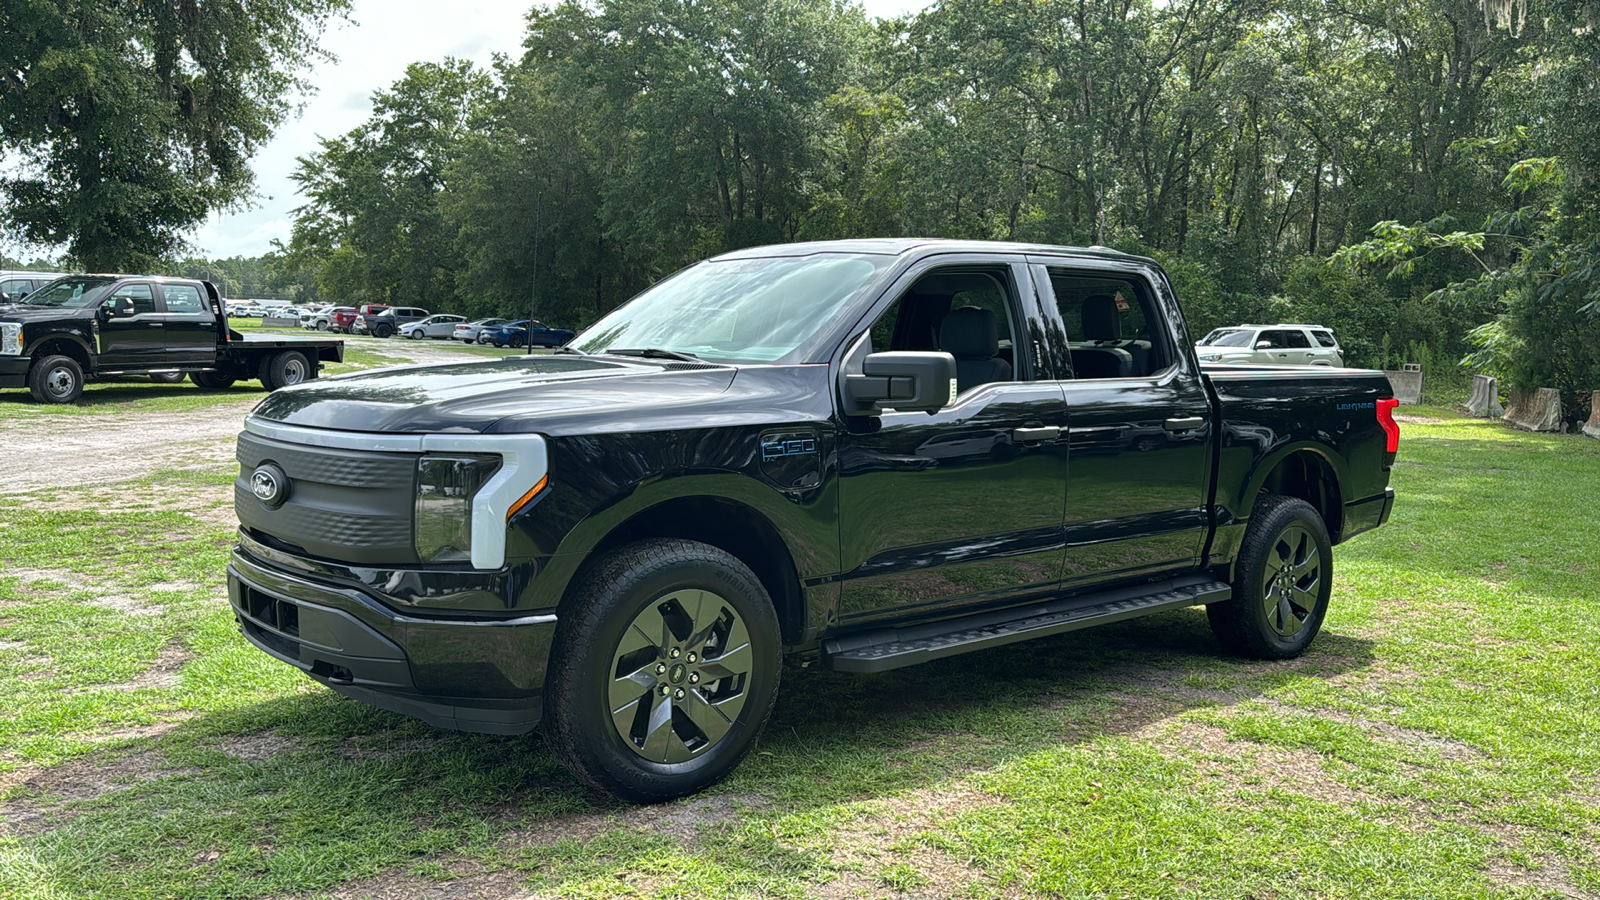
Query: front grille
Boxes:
[{"xmin": 236, "ymin": 431, "xmax": 420, "ymax": 564}]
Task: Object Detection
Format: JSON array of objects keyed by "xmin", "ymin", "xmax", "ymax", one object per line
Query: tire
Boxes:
[
  {"xmin": 544, "ymin": 539, "xmax": 782, "ymax": 803},
  {"xmin": 259, "ymin": 351, "xmax": 313, "ymax": 391},
  {"xmin": 1207, "ymin": 494, "xmax": 1333, "ymax": 659},
  {"xmin": 149, "ymin": 372, "xmax": 186, "ymax": 384},
  {"xmin": 27, "ymin": 355, "xmax": 84, "ymax": 404},
  {"xmin": 190, "ymin": 371, "xmax": 236, "ymax": 390},
  {"xmin": 509, "ymin": 335, "xmax": 525, "ymax": 349},
  {"xmin": 317, "ymin": 320, "xmax": 330, "ymax": 332},
  {"xmin": 373, "ymin": 323, "xmax": 395, "ymax": 339},
  {"xmin": 408, "ymin": 328, "xmax": 424, "ymax": 340}
]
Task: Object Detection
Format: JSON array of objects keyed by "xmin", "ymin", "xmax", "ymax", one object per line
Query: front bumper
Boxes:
[
  {"xmin": 228, "ymin": 546, "xmax": 558, "ymax": 734},
  {"xmin": 0, "ymin": 355, "xmax": 29, "ymax": 388}
]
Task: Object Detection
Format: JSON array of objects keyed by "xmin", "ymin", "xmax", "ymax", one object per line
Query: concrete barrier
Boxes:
[
  {"xmin": 262, "ymin": 315, "xmax": 301, "ymax": 328},
  {"xmin": 1465, "ymin": 374, "xmax": 1505, "ymax": 418},
  {"xmin": 1503, "ymin": 387, "xmax": 1565, "ymax": 432},
  {"xmin": 1383, "ymin": 369, "xmax": 1424, "ymax": 405},
  {"xmin": 1584, "ymin": 390, "xmax": 1600, "ymax": 440}
]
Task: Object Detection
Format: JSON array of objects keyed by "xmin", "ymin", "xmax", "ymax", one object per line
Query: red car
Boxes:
[{"xmin": 334, "ymin": 304, "xmax": 387, "ymax": 333}]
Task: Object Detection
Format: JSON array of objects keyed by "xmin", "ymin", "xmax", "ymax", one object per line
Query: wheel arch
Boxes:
[
  {"xmin": 1245, "ymin": 445, "xmax": 1345, "ymax": 542},
  {"xmin": 27, "ymin": 333, "xmax": 94, "ymax": 370},
  {"xmin": 559, "ymin": 493, "xmax": 809, "ymax": 646}
]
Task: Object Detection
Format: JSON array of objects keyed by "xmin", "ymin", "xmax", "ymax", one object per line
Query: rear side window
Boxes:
[
  {"xmin": 1046, "ymin": 271, "xmax": 1169, "ymax": 379},
  {"xmin": 162, "ymin": 284, "xmax": 205, "ymax": 313},
  {"xmin": 1282, "ymin": 330, "xmax": 1311, "ymax": 348},
  {"xmin": 1312, "ymin": 329, "xmax": 1338, "ymax": 348}
]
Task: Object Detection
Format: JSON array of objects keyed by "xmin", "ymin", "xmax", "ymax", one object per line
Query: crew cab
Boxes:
[
  {"xmin": 0, "ymin": 275, "xmax": 344, "ymax": 403},
  {"xmin": 225, "ymin": 240, "xmax": 1397, "ymax": 802}
]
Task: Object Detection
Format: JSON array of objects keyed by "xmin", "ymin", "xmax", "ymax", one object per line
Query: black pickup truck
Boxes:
[
  {"xmin": 0, "ymin": 275, "xmax": 344, "ymax": 403},
  {"xmin": 226, "ymin": 239, "xmax": 1398, "ymax": 801}
]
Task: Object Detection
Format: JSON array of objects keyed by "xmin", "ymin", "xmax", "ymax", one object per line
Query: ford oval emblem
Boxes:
[{"xmin": 251, "ymin": 463, "xmax": 289, "ymax": 508}]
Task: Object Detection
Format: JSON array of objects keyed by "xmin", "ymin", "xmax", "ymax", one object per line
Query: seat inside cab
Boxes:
[{"xmin": 870, "ymin": 271, "xmax": 1018, "ymax": 394}]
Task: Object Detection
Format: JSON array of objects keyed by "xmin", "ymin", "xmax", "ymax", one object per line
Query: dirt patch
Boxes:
[
  {"xmin": 0, "ymin": 747, "xmax": 196, "ymax": 836},
  {"xmin": 102, "ymin": 641, "xmax": 192, "ymax": 692},
  {"xmin": 1151, "ymin": 721, "xmax": 1380, "ymax": 807},
  {"xmin": 1393, "ymin": 413, "xmax": 1446, "ymax": 424},
  {"xmin": 5, "ymin": 567, "xmax": 158, "ymax": 616},
  {"xmin": 0, "ymin": 398, "xmax": 259, "ymax": 494},
  {"xmin": 218, "ymin": 732, "xmax": 310, "ymax": 762}
]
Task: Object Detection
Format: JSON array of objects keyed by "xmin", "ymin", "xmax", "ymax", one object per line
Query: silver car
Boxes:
[
  {"xmin": 452, "ymin": 317, "xmax": 510, "ymax": 344},
  {"xmin": 400, "ymin": 314, "xmax": 468, "ymax": 340},
  {"xmin": 1196, "ymin": 324, "xmax": 1344, "ymax": 367}
]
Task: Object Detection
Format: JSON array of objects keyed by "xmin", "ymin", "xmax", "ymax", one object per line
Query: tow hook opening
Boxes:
[{"xmin": 311, "ymin": 660, "xmax": 355, "ymax": 684}]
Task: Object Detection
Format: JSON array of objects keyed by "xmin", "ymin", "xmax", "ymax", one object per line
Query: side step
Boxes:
[{"xmin": 822, "ymin": 576, "xmax": 1231, "ymax": 674}]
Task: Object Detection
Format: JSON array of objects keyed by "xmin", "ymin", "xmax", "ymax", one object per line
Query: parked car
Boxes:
[
  {"xmin": 452, "ymin": 317, "xmax": 510, "ymax": 344},
  {"xmin": 226, "ymin": 238, "xmax": 1398, "ymax": 802},
  {"xmin": 358, "ymin": 306, "xmax": 429, "ymax": 338},
  {"xmin": 400, "ymin": 314, "xmax": 468, "ymax": 340},
  {"xmin": 1, "ymin": 271, "xmax": 67, "ymax": 304},
  {"xmin": 302, "ymin": 306, "xmax": 347, "ymax": 331},
  {"xmin": 1196, "ymin": 324, "xmax": 1343, "ymax": 367},
  {"xmin": 332, "ymin": 305, "xmax": 381, "ymax": 333},
  {"xmin": 0, "ymin": 274, "xmax": 344, "ymax": 403},
  {"xmin": 480, "ymin": 319, "xmax": 576, "ymax": 348}
]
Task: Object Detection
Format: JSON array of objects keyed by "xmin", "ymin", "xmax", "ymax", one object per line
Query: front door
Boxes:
[
  {"xmin": 97, "ymin": 282, "xmax": 163, "ymax": 369},
  {"xmin": 1034, "ymin": 263, "xmax": 1214, "ymax": 586},
  {"xmin": 835, "ymin": 259, "xmax": 1070, "ymax": 625},
  {"xmin": 156, "ymin": 282, "xmax": 217, "ymax": 366}
]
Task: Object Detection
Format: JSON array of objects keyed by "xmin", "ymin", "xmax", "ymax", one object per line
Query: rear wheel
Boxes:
[
  {"xmin": 545, "ymin": 539, "xmax": 781, "ymax": 802},
  {"xmin": 1207, "ymin": 494, "xmax": 1332, "ymax": 659},
  {"xmin": 373, "ymin": 322, "xmax": 395, "ymax": 338},
  {"xmin": 259, "ymin": 351, "xmax": 313, "ymax": 391},
  {"xmin": 28, "ymin": 355, "xmax": 84, "ymax": 404},
  {"xmin": 190, "ymin": 371, "xmax": 236, "ymax": 390},
  {"xmin": 508, "ymin": 334, "xmax": 525, "ymax": 349},
  {"xmin": 149, "ymin": 372, "xmax": 185, "ymax": 384}
]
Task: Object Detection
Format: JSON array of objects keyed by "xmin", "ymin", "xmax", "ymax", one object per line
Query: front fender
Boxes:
[{"xmin": 23, "ymin": 327, "xmax": 96, "ymax": 364}]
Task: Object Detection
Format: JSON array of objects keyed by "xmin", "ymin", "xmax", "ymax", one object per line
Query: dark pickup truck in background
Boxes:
[
  {"xmin": 0, "ymin": 275, "xmax": 344, "ymax": 403},
  {"xmin": 225, "ymin": 239, "xmax": 1397, "ymax": 801}
]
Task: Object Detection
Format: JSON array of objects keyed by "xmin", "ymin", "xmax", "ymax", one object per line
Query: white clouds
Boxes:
[{"xmin": 196, "ymin": 0, "xmax": 932, "ymax": 259}]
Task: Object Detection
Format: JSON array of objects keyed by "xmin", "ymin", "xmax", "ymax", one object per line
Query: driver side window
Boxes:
[
  {"xmin": 865, "ymin": 267, "xmax": 1024, "ymax": 396},
  {"xmin": 110, "ymin": 283, "xmax": 156, "ymax": 315}
]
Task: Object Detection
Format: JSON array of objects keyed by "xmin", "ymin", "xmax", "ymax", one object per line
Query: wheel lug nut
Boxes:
[
  {"xmin": 674, "ymin": 688, "xmax": 685, "ymax": 700},
  {"xmin": 655, "ymin": 663, "xmax": 667, "ymax": 675},
  {"xmin": 689, "ymin": 673, "xmax": 699, "ymax": 684},
  {"xmin": 669, "ymin": 647, "xmax": 681, "ymax": 659},
  {"xmin": 687, "ymin": 652, "xmax": 697, "ymax": 663}
]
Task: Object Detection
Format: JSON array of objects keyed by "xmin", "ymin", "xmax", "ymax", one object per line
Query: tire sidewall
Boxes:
[
  {"xmin": 1234, "ymin": 497, "xmax": 1333, "ymax": 656},
  {"xmin": 550, "ymin": 542, "xmax": 781, "ymax": 801},
  {"xmin": 29, "ymin": 355, "xmax": 83, "ymax": 404}
]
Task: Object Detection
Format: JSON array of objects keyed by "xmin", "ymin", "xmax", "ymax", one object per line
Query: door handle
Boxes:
[
  {"xmin": 1164, "ymin": 417, "xmax": 1205, "ymax": 432},
  {"xmin": 147, "ymin": 322, "xmax": 162, "ymax": 328},
  {"xmin": 1012, "ymin": 426, "xmax": 1061, "ymax": 443}
]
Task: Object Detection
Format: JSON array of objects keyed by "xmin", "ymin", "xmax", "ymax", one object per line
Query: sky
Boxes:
[{"xmin": 191, "ymin": 0, "xmax": 934, "ymax": 260}]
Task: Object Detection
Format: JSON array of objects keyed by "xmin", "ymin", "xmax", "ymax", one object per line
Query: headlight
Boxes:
[
  {"xmin": 414, "ymin": 454, "xmax": 502, "ymax": 563},
  {"xmin": 1198, "ymin": 351, "xmax": 1221, "ymax": 362},
  {"xmin": 0, "ymin": 323, "xmax": 21, "ymax": 356}
]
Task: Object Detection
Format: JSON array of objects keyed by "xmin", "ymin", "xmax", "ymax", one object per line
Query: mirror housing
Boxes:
[
  {"xmin": 105, "ymin": 297, "xmax": 136, "ymax": 317},
  {"xmin": 0, "ymin": 292, "xmax": 11, "ymax": 304},
  {"xmin": 1255, "ymin": 340, "xmax": 1272, "ymax": 350},
  {"xmin": 843, "ymin": 351, "xmax": 958, "ymax": 416}
]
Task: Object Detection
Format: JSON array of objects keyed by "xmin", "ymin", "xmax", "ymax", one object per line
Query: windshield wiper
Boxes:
[
  {"xmin": 603, "ymin": 347, "xmax": 701, "ymax": 361},
  {"xmin": 553, "ymin": 346, "xmax": 586, "ymax": 355}
]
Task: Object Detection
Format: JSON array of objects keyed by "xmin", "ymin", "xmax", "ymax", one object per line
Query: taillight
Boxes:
[{"xmin": 1376, "ymin": 397, "xmax": 1400, "ymax": 453}]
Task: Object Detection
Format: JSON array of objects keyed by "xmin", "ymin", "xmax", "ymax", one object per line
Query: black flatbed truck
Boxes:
[{"xmin": 0, "ymin": 274, "xmax": 344, "ymax": 403}]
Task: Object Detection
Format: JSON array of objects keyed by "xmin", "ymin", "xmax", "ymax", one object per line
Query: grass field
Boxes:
[{"xmin": 1, "ymin": 409, "xmax": 1597, "ymax": 898}]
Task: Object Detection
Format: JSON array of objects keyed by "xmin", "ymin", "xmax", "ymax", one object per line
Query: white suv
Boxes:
[{"xmin": 1196, "ymin": 324, "xmax": 1344, "ymax": 367}]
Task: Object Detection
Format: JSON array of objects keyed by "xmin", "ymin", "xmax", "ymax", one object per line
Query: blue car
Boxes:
[{"xmin": 481, "ymin": 319, "xmax": 576, "ymax": 349}]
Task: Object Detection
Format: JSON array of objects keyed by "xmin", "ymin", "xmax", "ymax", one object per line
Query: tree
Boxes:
[{"xmin": 0, "ymin": 0, "xmax": 351, "ymax": 271}]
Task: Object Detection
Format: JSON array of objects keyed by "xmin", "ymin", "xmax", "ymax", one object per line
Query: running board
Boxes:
[{"xmin": 822, "ymin": 576, "xmax": 1231, "ymax": 673}]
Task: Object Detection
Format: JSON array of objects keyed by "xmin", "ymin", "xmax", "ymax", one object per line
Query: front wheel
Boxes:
[
  {"xmin": 544, "ymin": 539, "xmax": 781, "ymax": 802},
  {"xmin": 408, "ymin": 329, "xmax": 424, "ymax": 340},
  {"xmin": 1207, "ymin": 494, "xmax": 1333, "ymax": 659},
  {"xmin": 28, "ymin": 355, "xmax": 84, "ymax": 404}
]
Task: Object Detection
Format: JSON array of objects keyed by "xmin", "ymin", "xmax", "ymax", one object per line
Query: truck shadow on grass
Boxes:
[{"xmin": 0, "ymin": 612, "xmax": 1374, "ymax": 898}]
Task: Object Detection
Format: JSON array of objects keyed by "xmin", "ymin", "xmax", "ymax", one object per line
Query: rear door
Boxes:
[
  {"xmin": 1032, "ymin": 260, "xmax": 1215, "ymax": 587},
  {"xmin": 97, "ymin": 282, "xmax": 163, "ymax": 369},
  {"xmin": 834, "ymin": 255, "xmax": 1070, "ymax": 626},
  {"xmin": 156, "ymin": 282, "xmax": 218, "ymax": 365},
  {"xmin": 1256, "ymin": 329, "xmax": 1303, "ymax": 365}
]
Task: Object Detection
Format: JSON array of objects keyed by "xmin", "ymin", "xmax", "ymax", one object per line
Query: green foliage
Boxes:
[{"xmin": 0, "ymin": 0, "xmax": 351, "ymax": 271}]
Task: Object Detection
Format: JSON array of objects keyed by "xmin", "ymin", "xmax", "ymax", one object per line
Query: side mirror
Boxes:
[
  {"xmin": 1255, "ymin": 340, "xmax": 1272, "ymax": 350},
  {"xmin": 844, "ymin": 351, "xmax": 958, "ymax": 416},
  {"xmin": 0, "ymin": 293, "xmax": 11, "ymax": 304},
  {"xmin": 104, "ymin": 297, "xmax": 135, "ymax": 317}
]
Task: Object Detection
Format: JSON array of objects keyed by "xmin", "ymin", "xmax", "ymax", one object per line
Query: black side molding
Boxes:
[{"xmin": 823, "ymin": 576, "xmax": 1231, "ymax": 673}]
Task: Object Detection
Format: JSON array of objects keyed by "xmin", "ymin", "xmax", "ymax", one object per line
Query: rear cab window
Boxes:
[{"xmin": 1043, "ymin": 269, "xmax": 1171, "ymax": 380}]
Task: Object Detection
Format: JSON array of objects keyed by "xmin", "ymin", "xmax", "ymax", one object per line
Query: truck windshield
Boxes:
[
  {"xmin": 23, "ymin": 277, "xmax": 117, "ymax": 308},
  {"xmin": 573, "ymin": 254, "xmax": 893, "ymax": 363},
  {"xmin": 1205, "ymin": 329, "xmax": 1256, "ymax": 347}
]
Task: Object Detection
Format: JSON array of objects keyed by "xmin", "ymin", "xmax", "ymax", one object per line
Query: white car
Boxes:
[
  {"xmin": 1196, "ymin": 324, "xmax": 1344, "ymax": 367},
  {"xmin": 400, "ymin": 314, "xmax": 468, "ymax": 340}
]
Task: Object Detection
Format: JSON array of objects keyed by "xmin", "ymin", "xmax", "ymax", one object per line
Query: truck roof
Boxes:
[{"xmin": 713, "ymin": 238, "xmax": 1152, "ymax": 265}]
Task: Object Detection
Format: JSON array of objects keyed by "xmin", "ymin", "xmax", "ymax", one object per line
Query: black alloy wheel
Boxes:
[
  {"xmin": 1207, "ymin": 494, "xmax": 1333, "ymax": 659},
  {"xmin": 545, "ymin": 539, "xmax": 781, "ymax": 802}
]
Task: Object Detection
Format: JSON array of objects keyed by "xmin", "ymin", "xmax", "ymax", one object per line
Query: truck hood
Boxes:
[
  {"xmin": 251, "ymin": 354, "xmax": 740, "ymax": 434},
  {"xmin": 0, "ymin": 305, "xmax": 94, "ymax": 324}
]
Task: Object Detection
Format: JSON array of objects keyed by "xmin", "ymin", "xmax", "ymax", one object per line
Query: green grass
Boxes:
[{"xmin": 1, "ymin": 408, "xmax": 1597, "ymax": 898}]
